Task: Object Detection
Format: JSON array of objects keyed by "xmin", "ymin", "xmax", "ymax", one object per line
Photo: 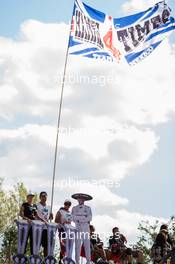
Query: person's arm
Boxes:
[
  {"xmin": 55, "ymin": 211, "xmax": 62, "ymax": 224},
  {"xmin": 49, "ymin": 213, "xmax": 54, "ymax": 221},
  {"xmin": 108, "ymin": 237, "xmax": 113, "ymax": 248},
  {"xmin": 47, "ymin": 205, "xmax": 53, "ymax": 221},
  {"xmin": 72, "ymin": 207, "xmax": 80, "ymax": 223},
  {"xmin": 87, "ymin": 207, "xmax": 92, "ymax": 222},
  {"xmin": 36, "ymin": 210, "xmax": 48, "ymax": 224},
  {"xmin": 167, "ymin": 234, "xmax": 173, "ymax": 246},
  {"xmin": 19, "ymin": 205, "xmax": 32, "ymax": 223},
  {"xmin": 121, "ymin": 234, "xmax": 127, "ymax": 244},
  {"xmin": 72, "ymin": 206, "xmax": 92, "ymax": 223}
]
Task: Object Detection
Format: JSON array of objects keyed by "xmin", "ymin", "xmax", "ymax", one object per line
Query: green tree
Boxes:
[
  {"xmin": 0, "ymin": 178, "xmax": 7, "ymax": 234},
  {"xmin": 136, "ymin": 217, "xmax": 175, "ymax": 264},
  {"xmin": 0, "ymin": 180, "xmax": 38, "ymax": 264}
]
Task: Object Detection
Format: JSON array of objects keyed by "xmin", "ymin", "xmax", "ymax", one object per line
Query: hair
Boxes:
[
  {"xmin": 90, "ymin": 225, "xmax": 95, "ymax": 232},
  {"xmin": 112, "ymin": 227, "xmax": 119, "ymax": 233},
  {"xmin": 160, "ymin": 224, "xmax": 168, "ymax": 230},
  {"xmin": 64, "ymin": 201, "xmax": 71, "ymax": 205},
  {"xmin": 39, "ymin": 191, "xmax": 47, "ymax": 198}
]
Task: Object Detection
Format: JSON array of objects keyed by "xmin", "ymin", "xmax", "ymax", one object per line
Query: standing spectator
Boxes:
[
  {"xmin": 36, "ymin": 191, "xmax": 53, "ymax": 257},
  {"xmin": 151, "ymin": 224, "xmax": 173, "ymax": 263},
  {"xmin": 19, "ymin": 192, "xmax": 37, "ymax": 255},
  {"xmin": 55, "ymin": 199, "xmax": 74, "ymax": 262}
]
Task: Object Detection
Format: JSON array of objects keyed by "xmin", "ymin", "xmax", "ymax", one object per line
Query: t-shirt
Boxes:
[
  {"xmin": 109, "ymin": 234, "xmax": 127, "ymax": 248},
  {"xmin": 37, "ymin": 202, "xmax": 51, "ymax": 229},
  {"xmin": 59, "ymin": 207, "xmax": 73, "ymax": 224},
  {"xmin": 22, "ymin": 202, "xmax": 37, "ymax": 220}
]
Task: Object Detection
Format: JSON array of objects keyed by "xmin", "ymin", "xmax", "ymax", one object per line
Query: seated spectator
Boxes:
[
  {"xmin": 107, "ymin": 227, "xmax": 132, "ymax": 264},
  {"xmin": 90, "ymin": 225, "xmax": 107, "ymax": 262}
]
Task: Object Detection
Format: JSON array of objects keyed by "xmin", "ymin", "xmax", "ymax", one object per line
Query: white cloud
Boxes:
[
  {"xmin": 1, "ymin": 20, "xmax": 175, "ymax": 125},
  {"xmin": 0, "ymin": 121, "xmax": 158, "ymax": 185},
  {"xmin": 0, "ymin": 18, "xmax": 174, "ymax": 242},
  {"xmin": 122, "ymin": 0, "xmax": 164, "ymax": 14},
  {"xmin": 93, "ymin": 209, "xmax": 167, "ymax": 244}
]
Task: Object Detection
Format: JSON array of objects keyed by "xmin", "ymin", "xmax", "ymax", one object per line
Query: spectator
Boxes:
[
  {"xmin": 19, "ymin": 192, "xmax": 37, "ymax": 255},
  {"xmin": 36, "ymin": 191, "xmax": 53, "ymax": 257}
]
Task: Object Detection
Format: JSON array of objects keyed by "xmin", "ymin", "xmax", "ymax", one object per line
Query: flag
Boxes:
[
  {"xmin": 113, "ymin": 1, "xmax": 175, "ymax": 66},
  {"xmin": 69, "ymin": 0, "xmax": 175, "ymax": 66},
  {"xmin": 68, "ymin": 0, "xmax": 121, "ymax": 63}
]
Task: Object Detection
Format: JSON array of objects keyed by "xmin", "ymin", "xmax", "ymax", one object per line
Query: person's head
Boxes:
[
  {"xmin": 39, "ymin": 191, "xmax": 47, "ymax": 203},
  {"xmin": 161, "ymin": 229, "xmax": 168, "ymax": 235},
  {"xmin": 77, "ymin": 198, "xmax": 85, "ymax": 205},
  {"xmin": 27, "ymin": 193, "xmax": 35, "ymax": 204},
  {"xmin": 90, "ymin": 225, "xmax": 95, "ymax": 234},
  {"xmin": 112, "ymin": 227, "xmax": 119, "ymax": 236},
  {"xmin": 160, "ymin": 224, "xmax": 168, "ymax": 231},
  {"xmin": 64, "ymin": 199, "xmax": 72, "ymax": 210},
  {"xmin": 161, "ymin": 229, "xmax": 169, "ymax": 240}
]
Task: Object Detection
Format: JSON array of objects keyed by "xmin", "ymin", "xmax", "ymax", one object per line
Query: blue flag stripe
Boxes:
[
  {"xmin": 69, "ymin": 36, "xmax": 82, "ymax": 47},
  {"xmin": 114, "ymin": 10, "xmax": 147, "ymax": 28},
  {"xmin": 146, "ymin": 25, "xmax": 175, "ymax": 42},
  {"xmin": 83, "ymin": 2, "xmax": 106, "ymax": 23},
  {"xmin": 84, "ymin": 51, "xmax": 113, "ymax": 59},
  {"xmin": 70, "ymin": 47, "xmax": 99, "ymax": 55},
  {"xmin": 141, "ymin": 4, "xmax": 159, "ymax": 21},
  {"xmin": 125, "ymin": 41, "xmax": 162, "ymax": 63}
]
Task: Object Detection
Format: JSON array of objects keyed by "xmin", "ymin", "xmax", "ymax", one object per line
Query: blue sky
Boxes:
[
  {"xmin": 0, "ymin": 0, "xmax": 175, "ymax": 241},
  {"xmin": 1, "ymin": 0, "xmax": 174, "ymax": 37},
  {"xmin": 118, "ymin": 118, "xmax": 175, "ymax": 218},
  {"xmin": 0, "ymin": 0, "xmax": 121, "ymax": 37}
]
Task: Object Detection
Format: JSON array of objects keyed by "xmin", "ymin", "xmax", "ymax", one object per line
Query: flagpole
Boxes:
[{"xmin": 50, "ymin": 7, "xmax": 74, "ymax": 215}]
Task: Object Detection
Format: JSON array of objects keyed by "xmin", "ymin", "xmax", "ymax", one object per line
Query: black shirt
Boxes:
[
  {"xmin": 109, "ymin": 234, "xmax": 127, "ymax": 248},
  {"xmin": 22, "ymin": 202, "xmax": 37, "ymax": 220},
  {"xmin": 155, "ymin": 233, "xmax": 173, "ymax": 248},
  {"xmin": 91, "ymin": 233, "xmax": 101, "ymax": 246}
]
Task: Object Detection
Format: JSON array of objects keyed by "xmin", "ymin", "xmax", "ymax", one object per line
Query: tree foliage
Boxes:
[
  {"xmin": 136, "ymin": 217, "xmax": 175, "ymax": 263},
  {"xmin": 0, "ymin": 179, "xmax": 38, "ymax": 263}
]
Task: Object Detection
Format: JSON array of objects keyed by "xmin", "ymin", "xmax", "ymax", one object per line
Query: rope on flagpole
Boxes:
[{"xmin": 50, "ymin": 7, "xmax": 74, "ymax": 215}]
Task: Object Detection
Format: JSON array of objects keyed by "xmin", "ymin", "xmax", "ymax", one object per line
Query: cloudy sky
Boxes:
[{"xmin": 0, "ymin": 0, "xmax": 175, "ymax": 244}]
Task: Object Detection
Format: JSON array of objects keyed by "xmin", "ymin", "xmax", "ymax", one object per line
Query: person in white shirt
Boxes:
[
  {"xmin": 72, "ymin": 193, "xmax": 93, "ymax": 264},
  {"xmin": 55, "ymin": 199, "xmax": 75, "ymax": 262},
  {"xmin": 36, "ymin": 191, "xmax": 53, "ymax": 257}
]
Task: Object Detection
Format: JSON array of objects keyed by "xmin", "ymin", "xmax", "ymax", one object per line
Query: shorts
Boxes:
[{"xmin": 41, "ymin": 229, "xmax": 48, "ymax": 249}]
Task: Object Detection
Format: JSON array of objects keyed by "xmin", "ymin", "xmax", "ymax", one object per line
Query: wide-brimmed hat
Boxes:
[{"xmin": 71, "ymin": 193, "xmax": 93, "ymax": 201}]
